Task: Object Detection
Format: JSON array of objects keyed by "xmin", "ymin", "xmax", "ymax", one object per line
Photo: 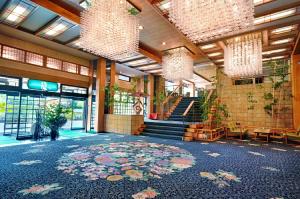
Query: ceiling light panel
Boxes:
[
  {"xmin": 136, "ymin": 64, "xmax": 161, "ymax": 71},
  {"xmin": 254, "ymin": 8, "xmax": 296, "ymax": 25},
  {"xmin": 0, "ymin": 0, "xmax": 35, "ymax": 26},
  {"xmin": 38, "ymin": 18, "xmax": 74, "ymax": 39},
  {"xmin": 253, "ymin": 0, "xmax": 273, "ymax": 6},
  {"xmin": 200, "ymin": 44, "xmax": 217, "ymax": 50},
  {"xmin": 271, "ymin": 25, "xmax": 297, "ymax": 35},
  {"xmin": 208, "ymin": 52, "xmax": 222, "ymax": 57},
  {"xmin": 271, "ymin": 38, "xmax": 294, "ymax": 45},
  {"xmin": 125, "ymin": 58, "xmax": 155, "ymax": 67},
  {"xmin": 262, "ymin": 48, "xmax": 287, "ymax": 55}
]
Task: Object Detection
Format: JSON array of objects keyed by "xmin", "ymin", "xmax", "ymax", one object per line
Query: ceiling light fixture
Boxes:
[
  {"xmin": 271, "ymin": 38, "xmax": 293, "ymax": 45},
  {"xmin": 262, "ymin": 48, "xmax": 287, "ymax": 55},
  {"xmin": 80, "ymin": 0, "xmax": 140, "ymax": 61},
  {"xmin": 162, "ymin": 42, "xmax": 166, "ymax": 45},
  {"xmin": 162, "ymin": 47, "xmax": 193, "ymax": 81},
  {"xmin": 200, "ymin": 44, "xmax": 216, "ymax": 50},
  {"xmin": 224, "ymin": 33, "xmax": 263, "ymax": 78},
  {"xmin": 169, "ymin": 0, "xmax": 254, "ymax": 42},
  {"xmin": 208, "ymin": 52, "xmax": 222, "ymax": 57},
  {"xmin": 271, "ymin": 25, "xmax": 296, "ymax": 34},
  {"xmin": 138, "ymin": 25, "xmax": 144, "ymax": 30}
]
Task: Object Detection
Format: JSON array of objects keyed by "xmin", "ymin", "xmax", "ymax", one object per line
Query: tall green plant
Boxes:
[
  {"xmin": 201, "ymin": 90, "xmax": 229, "ymax": 127},
  {"xmin": 263, "ymin": 60, "xmax": 290, "ymax": 117},
  {"xmin": 43, "ymin": 104, "xmax": 70, "ymax": 140}
]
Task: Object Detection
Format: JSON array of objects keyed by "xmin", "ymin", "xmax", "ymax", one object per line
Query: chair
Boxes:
[
  {"xmin": 286, "ymin": 127, "xmax": 300, "ymax": 144},
  {"xmin": 225, "ymin": 122, "xmax": 248, "ymax": 140}
]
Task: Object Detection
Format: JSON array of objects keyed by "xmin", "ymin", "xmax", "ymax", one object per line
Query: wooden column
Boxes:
[
  {"xmin": 192, "ymin": 83, "xmax": 196, "ymax": 97},
  {"xmin": 147, "ymin": 74, "xmax": 154, "ymax": 115},
  {"xmin": 292, "ymin": 55, "xmax": 300, "ymax": 129},
  {"xmin": 86, "ymin": 61, "xmax": 93, "ymax": 132},
  {"xmin": 109, "ymin": 62, "xmax": 116, "ymax": 114},
  {"xmin": 95, "ymin": 58, "xmax": 106, "ymax": 133}
]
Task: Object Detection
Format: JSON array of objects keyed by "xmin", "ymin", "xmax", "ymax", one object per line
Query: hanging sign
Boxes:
[{"xmin": 27, "ymin": 79, "xmax": 59, "ymax": 92}]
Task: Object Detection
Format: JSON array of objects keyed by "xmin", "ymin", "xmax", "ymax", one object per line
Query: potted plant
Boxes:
[{"xmin": 43, "ymin": 104, "xmax": 70, "ymax": 140}]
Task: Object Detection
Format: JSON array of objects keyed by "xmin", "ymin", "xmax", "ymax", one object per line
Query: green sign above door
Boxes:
[{"xmin": 27, "ymin": 79, "xmax": 59, "ymax": 92}]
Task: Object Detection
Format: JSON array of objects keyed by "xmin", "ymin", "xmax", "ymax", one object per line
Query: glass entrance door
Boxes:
[
  {"xmin": 71, "ymin": 99, "xmax": 85, "ymax": 129},
  {"xmin": 2, "ymin": 91, "xmax": 20, "ymax": 136},
  {"xmin": 0, "ymin": 93, "xmax": 7, "ymax": 134}
]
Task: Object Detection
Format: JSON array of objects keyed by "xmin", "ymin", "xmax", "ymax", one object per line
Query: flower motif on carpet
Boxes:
[
  {"xmin": 261, "ymin": 166, "xmax": 280, "ymax": 172},
  {"xmin": 31, "ymin": 144, "xmax": 45, "ymax": 148},
  {"xmin": 271, "ymin": 148, "xmax": 287, "ymax": 152},
  {"xmin": 200, "ymin": 170, "xmax": 241, "ymax": 188},
  {"xmin": 57, "ymin": 142, "xmax": 195, "ymax": 181},
  {"xmin": 18, "ymin": 183, "xmax": 63, "ymax": 195},
  {"xmin": 13, "ymin": 160, "xmax": 42, "ymax": 166},
  {"xmin": 23, "ymin": 149, "xmax": 43, "ymax": 154},
  {"xmin": 248, "ymin": 151, "xmax": 265, "ymax": 157},
  {"xmin": 66, "ymin": 145, "xmax": 80, "ymax": 149},
  {"xmin": 132, "ymin": 187, "xmax": 159, "ymax": 199}
]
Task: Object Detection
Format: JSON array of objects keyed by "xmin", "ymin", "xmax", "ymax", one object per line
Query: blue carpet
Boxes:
[{"xmin": 0, "ymin": 134, "xmax": 299, "ymax": 199}]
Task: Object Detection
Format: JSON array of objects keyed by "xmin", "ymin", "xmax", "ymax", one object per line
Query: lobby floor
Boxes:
[{"xmin": 0, "ymin": 133, "xmax": 299, "ymax": 199}]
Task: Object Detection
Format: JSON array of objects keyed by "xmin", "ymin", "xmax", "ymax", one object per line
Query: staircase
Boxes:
[
  {"xmin": 142, "ymin": 121, "xmax": 188, "ymax": 140},
  {"xmin": 167, "ymin": 97, "xmax": 202, "ymax": 122}
]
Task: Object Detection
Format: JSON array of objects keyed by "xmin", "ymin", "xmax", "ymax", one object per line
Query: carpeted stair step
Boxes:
[{"xmin": 142, "ymin": 132, "xmax": 183, "ymax": 140}]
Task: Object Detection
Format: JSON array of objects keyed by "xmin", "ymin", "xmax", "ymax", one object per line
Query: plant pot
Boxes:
[{"xmin": 50, "ymin": 130, "xmax": 58, "ymax": 141}]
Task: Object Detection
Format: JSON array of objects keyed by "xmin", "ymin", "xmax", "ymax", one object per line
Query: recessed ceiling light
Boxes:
[
  {"xmin": 200, "ymin": 44, "xmax": 216, "ymax": 50},
  {"xmin": 262, "ymin": 48, "xmax": 287, "ymax": 55},
  {"xmin": 162, "ymin": 42, "xmax": 166, "ymax": 45},
  {"xmin": 138, "ymin": 25, "xmax": 144, "ymax": 30},
  {"xmin": 271, "ymin": 38, "xmax": 293, "ymax": 45},
  {"xmin": 254, "ymin": 8, "xmax": 296, "ymax": 25},
  {"xmin": 208, "ymin": 52, "xmax": 222, "ymax": 57},
  {"xmin": 215, "ymin": 59, "xmax": 224, "ymax": 63},
  {"xmin": 271, "ymin": 25, "xmax": 296, "ymax": 34}
]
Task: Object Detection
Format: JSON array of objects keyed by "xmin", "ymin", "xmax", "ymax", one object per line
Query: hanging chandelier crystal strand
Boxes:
[
  {"xmin": 169, "ymin": 0, "xmax": 255, "ymax": 43},
  {"xmin": 80, "ymin": 0, "xmax": 140, "ymax": 61},
  {"xmin": 224, "ymin": 33, "xmax": 263, "ymax": 78},
  {"xmin": 162, "ymin": 48, "xmax": 193, "ymax": 81}
]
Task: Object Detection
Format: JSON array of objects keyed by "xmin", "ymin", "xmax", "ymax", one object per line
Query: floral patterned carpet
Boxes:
[{"xmin": 0, "ymin": 133, "xmax": 299, "ymax": 199}]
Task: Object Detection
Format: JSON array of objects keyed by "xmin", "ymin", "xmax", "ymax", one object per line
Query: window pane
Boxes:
[
  {"xmin": 47, "ymin": 57, "xmax": 62, "ymax": 70},
  {"xmin": 26, "ymin": 52, "xmax": 43, "ymax": 66},
  {"xmin": 2, "ymin": 46, "xmax": 25, "ymax": 61},
  {"xmin": 80, "ymin": 66, "xmax": 89, "ymax": 76},
  {"xmin": 63, "ymin": 62, "xmax": 77, "ymax": 73},
  {"xmin": 0, "ymin": 76, "xmax": 19, "ymax": 86},
  {"xmin": 62, "ymin": 85, "xmax": 87, "ymax": 94}
]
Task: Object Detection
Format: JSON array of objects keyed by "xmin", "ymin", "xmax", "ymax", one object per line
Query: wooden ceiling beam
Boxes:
[{"xmin": 31, "ymin": 0, "xmax": 81, "ymax": 24}]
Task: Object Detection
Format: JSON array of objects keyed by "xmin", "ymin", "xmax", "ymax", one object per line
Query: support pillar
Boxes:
[
  {"xmin": 95, "ymin": 58, "xmax": 106, "ymax": 133},
  {"xmin": 86, "ymin": 61, "xmax": 93, "ymax": 132},
  {"xmin": 109, "ymin": 62, "xmax": 116, "ymax": 114},
  {"xmin": 292, "ymin": 55, "xmax": 300, "ymax": 129},
  {"xmin": 147, "ymin": 74, "xmax": 154, "ymax": 115}
]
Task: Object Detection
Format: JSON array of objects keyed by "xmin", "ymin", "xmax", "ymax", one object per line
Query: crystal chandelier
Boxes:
[
  {"xmin": 79, "ymin": 0, "xmax": 139, "ymax": 61},
  {"xmin": 169, "ymin": 0, "xmax": 254, "ymax": 42},
  {"xmin": 162, "ymin": 48, "xmax": 193, "ymax": 81},
  {"xmin": 224, "ymin": 33, "xmax": 263, "ymax": 78}
]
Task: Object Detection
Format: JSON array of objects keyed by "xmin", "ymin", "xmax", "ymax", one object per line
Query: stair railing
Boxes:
[
  {"xmin": 182, "ymin": 100, "xmax": 195, "ymax": 125},
  {"xmin": 162, "ymin": 83, "xmax": 183, "ymax": 119}
]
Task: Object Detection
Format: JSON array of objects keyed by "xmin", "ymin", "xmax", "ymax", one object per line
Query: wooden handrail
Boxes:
[
  {"xmin": 183, "ymin": 100, "xmax": 194, "ymax": 116},
  {"xmin": 163, "ymin": 83, "xmax": 182, "ymax": 104}
]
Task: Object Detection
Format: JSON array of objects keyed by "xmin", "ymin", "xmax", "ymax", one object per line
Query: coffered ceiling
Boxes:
[{"xmin": 0, "ymin": 0, "xmax": 299, "ymax": 84}]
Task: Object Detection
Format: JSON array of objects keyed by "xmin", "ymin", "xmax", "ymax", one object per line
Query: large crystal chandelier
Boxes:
[
  {"xmin": 169, "ymin": 0, "xmax": 254, "ymax": 42},
  {"xmin": 224, "ymin": 33, "xmax": 263, "ymax": 78},
  {"xmin": 79, "ymin": 0, "xmax": 139, "ymax": 61},
  {"xmin": 162, "ymin": 48, "xmax": 193, "ymax": 81}
]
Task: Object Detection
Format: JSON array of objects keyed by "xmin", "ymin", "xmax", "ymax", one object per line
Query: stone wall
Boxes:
[{"xmin": 217, "ymin": 70, "xmax": 293, "ymax": 128}]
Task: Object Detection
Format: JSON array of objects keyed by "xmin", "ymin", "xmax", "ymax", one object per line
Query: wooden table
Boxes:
[{"xmin": 253, "ymin": 128, "xmax": 271, "ymax": 142}]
